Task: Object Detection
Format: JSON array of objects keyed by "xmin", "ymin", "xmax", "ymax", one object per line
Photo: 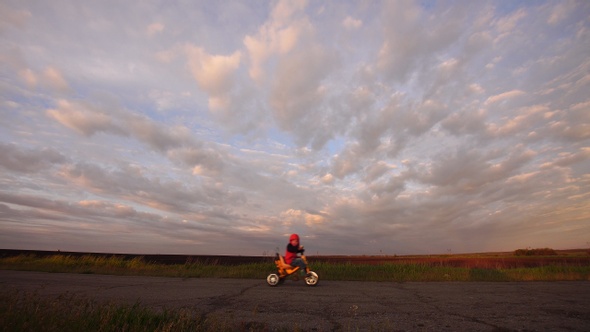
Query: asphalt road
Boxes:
[{"xmin": 2, "ymin": 270, "xmax": 589, "ymax": 331}]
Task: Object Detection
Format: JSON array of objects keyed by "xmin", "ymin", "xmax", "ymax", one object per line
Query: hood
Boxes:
[{"xmin": 289, "ymin": 233, "xmax": 299, "ymax": 242}]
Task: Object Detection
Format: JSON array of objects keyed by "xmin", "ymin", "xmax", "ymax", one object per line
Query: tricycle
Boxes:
[{"xmin": 266, "ymin": 251, "xmax": 319, "ymax": 286}]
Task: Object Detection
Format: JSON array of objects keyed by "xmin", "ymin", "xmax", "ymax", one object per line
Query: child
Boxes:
[{"xmin": 285, "ymin": 233, "xmax": 309, "ymax": 276}]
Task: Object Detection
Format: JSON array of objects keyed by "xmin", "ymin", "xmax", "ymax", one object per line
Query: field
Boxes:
[
  {"xmin": 312, "ymin": 250, "xmax": 590, "ymax": 268},
  {"xmin": 1, "ymin": 248, "xmax": 589, "ymax": 282},
  {"xmin": 2, "ymin": 248, "xmax": 589, "ymax": 267}
]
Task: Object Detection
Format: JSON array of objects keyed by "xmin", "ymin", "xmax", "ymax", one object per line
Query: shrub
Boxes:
[{"xmin": 514, "ymin": 248, "xmax": 557, "ymax": 256}]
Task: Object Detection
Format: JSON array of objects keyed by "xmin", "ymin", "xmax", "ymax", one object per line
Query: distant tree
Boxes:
[{"xmin": 514, "ymin": 248, "xmax": 557, "ymax": 256}]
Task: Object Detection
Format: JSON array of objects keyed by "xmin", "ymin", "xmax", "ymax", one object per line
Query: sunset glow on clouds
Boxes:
[{"xmin": 1, "ymin": 1, "xmax": 589, "ymax": 255}]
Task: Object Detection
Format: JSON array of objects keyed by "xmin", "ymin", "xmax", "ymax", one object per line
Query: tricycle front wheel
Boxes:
[{"xmin": 305, "ymin": 271, "xmax": 319, "ymax": 286}]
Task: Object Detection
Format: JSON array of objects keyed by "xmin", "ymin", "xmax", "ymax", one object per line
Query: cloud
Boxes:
[
  {"xmin": 16, "ymin": 66, "xmax": 69, "ymax": 91},
  {"xmin": 280, "ymin": 208, "xmax": 328, "ymax": 227},
  {"xmin": 0, "ymin": 3, "xmax": 30, "ymax": 32},
  {"xmin": 243, "ymin": 0, "xmax": 308, "ymax": 83},
  {"xmin": 494, "ymin": 8, "xmax": 527, "ymax": 34},
  {"xmin": 0, "ymin": 143, "xmax": 66, "ymax": 173},
  {"xmin": 146, "ymin": 22, "xmax": 164, "ymax": 36},
  {"xmin": 46, "ymin": 98, "xmax": 196, "ymax": 152},
  {"xmin": 58, "ymin": 162, "xmax": 221, "ymax": 214},
  {"xmin": 46, "ymin": 99, "xmax": 125, "ymax": 137},
  {"xmin": 484, "ymin": 90, "xmax": 526, "ymax": 105},
  {"xmin": 376, "ymin": 1, "xmax": 466, "ymax": 83},
  {"xmin": 547, "ymin": 1, "xmax": 576, "ymax": 25},
  {"xmin": 19, "ymin": 68, "xmax": 38, "ymax": 87},
  {"xmin": 43, "ymin": 67, "xmax": 69, "ymax": 92},
  {"xmin": 1, "ymin": 1, "xmax": 589, "ymax": 255},
  {"xmin": 168, "ymin": 146, "xmax": 225, "ymax": 177},
  {"xmin": 184, "ymin": 45, "xmax": 242, "ymax": 110},
  {"xmin": 541, "ymin": 147, "xmax": 590, "ymax": 169},
  {"xmin": 441, "ymin": 109, "xmax": 488, "ymax": 136},
  {"xmin": 342, "ymin": 16, "xmax": 362, "ymax": 30},
  {"xmin": 419, "ymin": 146, "xmax": 536, "ymax": 191},
  {"xmin": 126, "ymin": 114, "xmax": 194, "ymax": 152},
  {"xmin": 269, "ymin": 43, "xmax": 338, "ymax": 147}
]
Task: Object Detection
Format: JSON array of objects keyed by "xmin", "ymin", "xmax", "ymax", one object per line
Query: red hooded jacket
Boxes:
[{"xmin": 285, "ymin": 233, "xmax": 303, "ymax": 264}]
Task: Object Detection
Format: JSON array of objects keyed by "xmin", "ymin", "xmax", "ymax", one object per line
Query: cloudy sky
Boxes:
[{"xmin": 1, "ymin": 1, "xmax": 589, "ymax": 256}]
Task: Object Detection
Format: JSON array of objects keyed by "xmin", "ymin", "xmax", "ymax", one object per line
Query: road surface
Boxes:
[{"xmin": 1, "ymin": 270, "xmax": 589, "ymax": 331}]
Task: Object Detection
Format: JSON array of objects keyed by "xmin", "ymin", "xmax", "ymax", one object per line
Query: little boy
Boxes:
[{"xmin": 285, "ymin": 233, "xmax": 309, "ymax": 276}]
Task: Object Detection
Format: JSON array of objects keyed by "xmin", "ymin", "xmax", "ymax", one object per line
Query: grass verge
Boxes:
[{"xmin": 0, "ymin": 290, "xmax": 249, "ymax": 332}]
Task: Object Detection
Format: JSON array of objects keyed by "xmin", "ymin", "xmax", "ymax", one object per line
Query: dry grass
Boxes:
[{"xmin": 0, "ymin": 290, "xmax": 247, "ymax": 332}]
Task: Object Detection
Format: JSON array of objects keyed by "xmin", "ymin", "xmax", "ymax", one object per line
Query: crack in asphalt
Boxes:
[
  {"xmin": 205, "ymin": 282, "xmax": 260, "ymax": 313},
  {"xmin": 393, "ymin": 284, "xmax": 511, "ymax": 331},
  {"xmin": 100, "ymin": 280, "xmax": 169, "ymax": 290},
  {"xmin": 316, "ymin": 298, "xmax": 344, "ymax": 332}
]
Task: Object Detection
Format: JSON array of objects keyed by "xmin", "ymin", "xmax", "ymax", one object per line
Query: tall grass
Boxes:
[
  {"xmin": 312, "ymin": 261, "xmax": 590, "ymax": 282},
  {"xmin": 1, "ymin": 254, "xmax": 589, "ymax": 282},
  {"xmin": 0, "ymin": 254, "xmax": 272, "ymax": 278}
]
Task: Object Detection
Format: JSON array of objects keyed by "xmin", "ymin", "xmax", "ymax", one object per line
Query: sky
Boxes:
[{"xmin": 1, "ymin": 0, "xmax": 589, "ymax": 256}]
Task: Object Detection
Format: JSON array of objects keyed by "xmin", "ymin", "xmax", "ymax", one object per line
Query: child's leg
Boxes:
[{"xmin": 290, "ymin": 258, "xmax": 307, "ymax": 274}]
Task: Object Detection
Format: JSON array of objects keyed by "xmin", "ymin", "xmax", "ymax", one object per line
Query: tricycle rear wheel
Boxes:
[{"xmin": 267, "ymin": 273, "xmax": 280, "ymax": 286}]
